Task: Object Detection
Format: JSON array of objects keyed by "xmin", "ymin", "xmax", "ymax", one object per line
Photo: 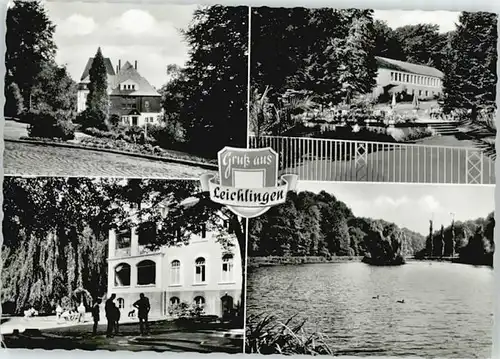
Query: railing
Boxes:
[{"xmin": 249, "ymin": 135, "xmax": 495, "ymax": 184}]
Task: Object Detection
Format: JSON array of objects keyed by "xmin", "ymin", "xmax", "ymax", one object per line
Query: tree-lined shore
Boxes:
[{"xmin": 248, "ymin": 190, "xmax": 494, "ymax": 267}]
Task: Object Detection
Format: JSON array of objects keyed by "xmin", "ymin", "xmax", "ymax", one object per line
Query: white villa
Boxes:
[
  {"xmin": 373, "ymin": 56, "xmax": 444, "ymax": 100},
  {"xmin": 105, "ymin": 203, "xmax": 242, "ymax": 319}
]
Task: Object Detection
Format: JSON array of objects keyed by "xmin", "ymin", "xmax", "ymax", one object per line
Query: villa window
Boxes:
[
  {"xmin": 390, "ymin": 72, "xmax": 394, "ymax": 81},
  {"xmin": 170, "ymin": 297, "xmax": 180, "ymax": 306},
  {"xmin": 195, "ymin": 257, "xmax": 206, "ymax": 283},
  {"xmin": 419, "ymin": 90, "xmax": 422, "ymax": 96},
  {"xmin": 137, "ymin": 260, "xmax": 156, "ymax": 286},
  {"xmin": 117, "ymin": 298, "xmax": 125, "ymax": 309},
  {"xmin": 425, "ymin": 90, "xmax": 429, "ymax": 97},
  {"xmin": 222, "ymin": 254, "xmax": 234, "ymax": 282},
  {"xmin": 116, "ymin": 229, "xmax": 131, "ymax": 250},
  {"xmin": 194, "ymin": 296, "xmax": 205, "ymax": 308},
  {"xmin": 137, "ymin": 222, "xmax": 156, "ymax": 247},
  {"xmin": 171, "ymin": 260, "xmax": 181, "ymax": 285},
  {"xmin": 114, "ymin": 263, "xmax": 131, "ymax": 287}
]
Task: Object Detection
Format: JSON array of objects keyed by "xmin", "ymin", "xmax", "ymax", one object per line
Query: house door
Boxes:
[
  {"xmin": 221, "ymin": 295, "xmax": 233, "ymax": 319},
  {"xmin": 132, "ymin": 116, "xmax": 138, "ymax": 126}
]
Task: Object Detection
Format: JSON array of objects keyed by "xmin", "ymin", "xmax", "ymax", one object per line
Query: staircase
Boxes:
[{"xmin": 427, "ymin": 122, "xmax": 459, "ymax": 136}]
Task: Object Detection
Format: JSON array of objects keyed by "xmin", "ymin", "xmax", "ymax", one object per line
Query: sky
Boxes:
[
  {"xmin": 296, "ymin": 182, "xmax": 495, "ymax": 236},
  {"xmin": 373, "ymin": 10, "xmax": 460, "ymax": 33},
  {"xmin": 45, "ymin": 1, "xmax": 198, "ymax": 89}
]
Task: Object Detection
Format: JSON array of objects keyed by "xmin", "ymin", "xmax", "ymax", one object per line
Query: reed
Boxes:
[{"xmin": 245, "ymin": 313, "xmax": 333, "ymax": 355}]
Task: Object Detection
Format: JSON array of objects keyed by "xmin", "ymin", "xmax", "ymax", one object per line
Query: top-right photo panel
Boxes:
[{"xmin": 249, "ymin": 9, "xmax": 497, "ymax": 184}]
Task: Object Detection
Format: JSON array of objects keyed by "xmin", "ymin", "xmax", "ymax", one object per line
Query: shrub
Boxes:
[
  {"xmin": 168, "ymin": 302, "xmax": 204, "ymax": 319},
  {"xmin": 82, "ymin": 127, "xmax": 117, "ymax": 139},
  {"xmin": 109, "ymin": 114, "xmax": 121, "ymax": 127},
  {"xmin": 403, "ymin": 127, "xmax": 436, "ymax": 142},
  {"xmin": 75, "ymin": 108, "xmax": 108, "ymax": 130},
  {"xmin": 27, "ymin": 110, "xmax": 76, "ymax": 140},
  {"xmin": 147, "ymin": 121, "xmax": 185, "ymax": 149},
  {"xmin": 5, "ymin": 82, "xmax": 24, "ymax": 118}
]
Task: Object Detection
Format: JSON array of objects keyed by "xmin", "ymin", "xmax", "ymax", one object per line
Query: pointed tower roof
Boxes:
[{"xmin": 80, "ymin": 48, "xmax": 116, "ymax": 82}]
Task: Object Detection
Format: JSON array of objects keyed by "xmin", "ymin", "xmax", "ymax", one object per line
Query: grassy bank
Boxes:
[{"xmin": 248, "ymin": 256, "xmax": 363, "ymax": 268}]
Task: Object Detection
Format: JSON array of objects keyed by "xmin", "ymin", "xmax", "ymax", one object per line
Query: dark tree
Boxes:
[
  {"xmin": 372, "ymin": 20, "xmax": 405, "ymax": 60},
  {"xmin": 6, "ymin": 0, "xmax": 56, "ymax": 109},
  {"xmin": 85, "ymin": 47, "xmax": 109, "ymax": 124},
  {"xmin": 393, "ymin": 24, "xmax": 443, "ymax": 67},
  {"xmin": 162, "ymin": 6, "xmax": 248, "ymax": 158},
  {"xmin": 31, "ymin": 61, "xmax": 77, "ymax": 115},
  {"xmin": 442, "ymin": 12, "xmax": 498, "ymax": 117}
]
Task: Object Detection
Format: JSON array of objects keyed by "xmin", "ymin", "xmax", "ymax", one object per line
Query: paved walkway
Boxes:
[
  {"xmin": 4, "ymin": 141, "xmax": 213, "ymax": 178},
  {"xmin": 2, "ymin": 119, "xmax": 214, "ymax": 178},
  {"xmin": 1, "ymin": 316, "xmax": 243, "ymax": 352}
]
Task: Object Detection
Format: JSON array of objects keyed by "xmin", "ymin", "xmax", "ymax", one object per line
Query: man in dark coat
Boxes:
[
  {"xmin": 92, "ymin": 298, "xmax": 102, "ymax": 335},
  {"xmin": 105, "ymin": 294, "xmax": 117, "ymax": 338},
  {"xmin": 133, "ymin": 293, "xmax": 151, "ymax": 336}
]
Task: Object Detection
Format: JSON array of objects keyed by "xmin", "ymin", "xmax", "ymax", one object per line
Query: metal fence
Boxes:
[{"xmin": 249, "ymin": 135, "xmax": 495, "ymax": 184}]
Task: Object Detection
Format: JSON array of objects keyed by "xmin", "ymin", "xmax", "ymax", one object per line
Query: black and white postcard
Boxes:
[{"xmin": 1, "ymin": 1, "xmax": 498, "ymax": 358}]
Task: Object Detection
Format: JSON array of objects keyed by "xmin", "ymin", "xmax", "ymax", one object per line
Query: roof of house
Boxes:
[
  {"xmin": 376, "ymin": 56, "xmax": 444, "ymax": 78},
  {"xmin": 110, "ymin": 61, "xmax": 161, "ymax": 97},
  {"xmin": 80, "ymin": 57, "xmax": 116, "ymax": 81}
]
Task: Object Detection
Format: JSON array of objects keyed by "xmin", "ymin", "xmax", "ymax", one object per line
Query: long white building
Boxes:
[
  {"xmin": 373, "ymin": 56, "xmax": 444, "ymax": 100},
  {"xmin": 106, "ymin": 204, "xmax": 242, "ymax": 319}
]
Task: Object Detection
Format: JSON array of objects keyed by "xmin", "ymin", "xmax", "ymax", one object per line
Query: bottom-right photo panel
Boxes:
[{"xmin": 245, "ymin": 182, "xmax": 494, "ymax": 358}]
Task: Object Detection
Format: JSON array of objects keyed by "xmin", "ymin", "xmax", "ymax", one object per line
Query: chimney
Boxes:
[
  {"xmin": 134, "ymin": 61, "xmax": 137, "ymax": 70},
  {"xmin": 116, "ymin": 65, "xmax": 118, "ymax": 74},
  {"xmin": 118, "ymin": 59, "xmax": 121, "ymax": 71}
]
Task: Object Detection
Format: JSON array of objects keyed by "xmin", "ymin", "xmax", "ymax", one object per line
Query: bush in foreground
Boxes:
[
  {"xmin": 245, "ymin": 313, "xmax": 333, "ymax": 355},
  {"xmin": 75, "ymin": 108, "xmax": 108, "ymax": 130},
  {"xmin": 27, "ymin": 110, "xmax": 76, "ymax": 140}
]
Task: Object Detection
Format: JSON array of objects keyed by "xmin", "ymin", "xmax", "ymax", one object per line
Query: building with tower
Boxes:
[{"xmin": 77, "ymin": 48, "xmax": 163, "ymax": 127}]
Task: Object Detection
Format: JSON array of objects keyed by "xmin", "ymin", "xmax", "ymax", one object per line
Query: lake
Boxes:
[{"xmin": 246, "ymin": 261, "xmax": 493, "ymax": 358}]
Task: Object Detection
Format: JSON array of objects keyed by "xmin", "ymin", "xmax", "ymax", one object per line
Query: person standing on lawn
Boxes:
[
  {"xmin": 105, "ymin": 294, "xmax": 117, "ymax": 338},
  {"xmin": 92, "ymin": 298, "xmax": 102, "ymax": 335},
  {"xmin": 114, "ymin": 302, "xmax": 121, "ymax": 335},
  {"xmin": 77, "ymin": 302, "xmax": 86, "ymax": 322},
  {"xmin": 133, "ymin": 293, "xmax": 151, "ymax": 336}
]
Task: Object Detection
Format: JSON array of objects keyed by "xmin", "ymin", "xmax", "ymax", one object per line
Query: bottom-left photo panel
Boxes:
[{"xmin": 1, "ymin": 176, "xmax": 244, "ymax": 353}]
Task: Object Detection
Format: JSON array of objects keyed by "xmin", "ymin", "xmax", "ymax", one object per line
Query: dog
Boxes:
[{"xmin": 128, "ymin": 309, "xmax": 136, "ymax": 318}]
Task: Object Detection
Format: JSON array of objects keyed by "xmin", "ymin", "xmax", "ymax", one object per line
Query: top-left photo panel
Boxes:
[{"xmin": 3, "ymin": 0, "xmax": 249, "ymax": 178}]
